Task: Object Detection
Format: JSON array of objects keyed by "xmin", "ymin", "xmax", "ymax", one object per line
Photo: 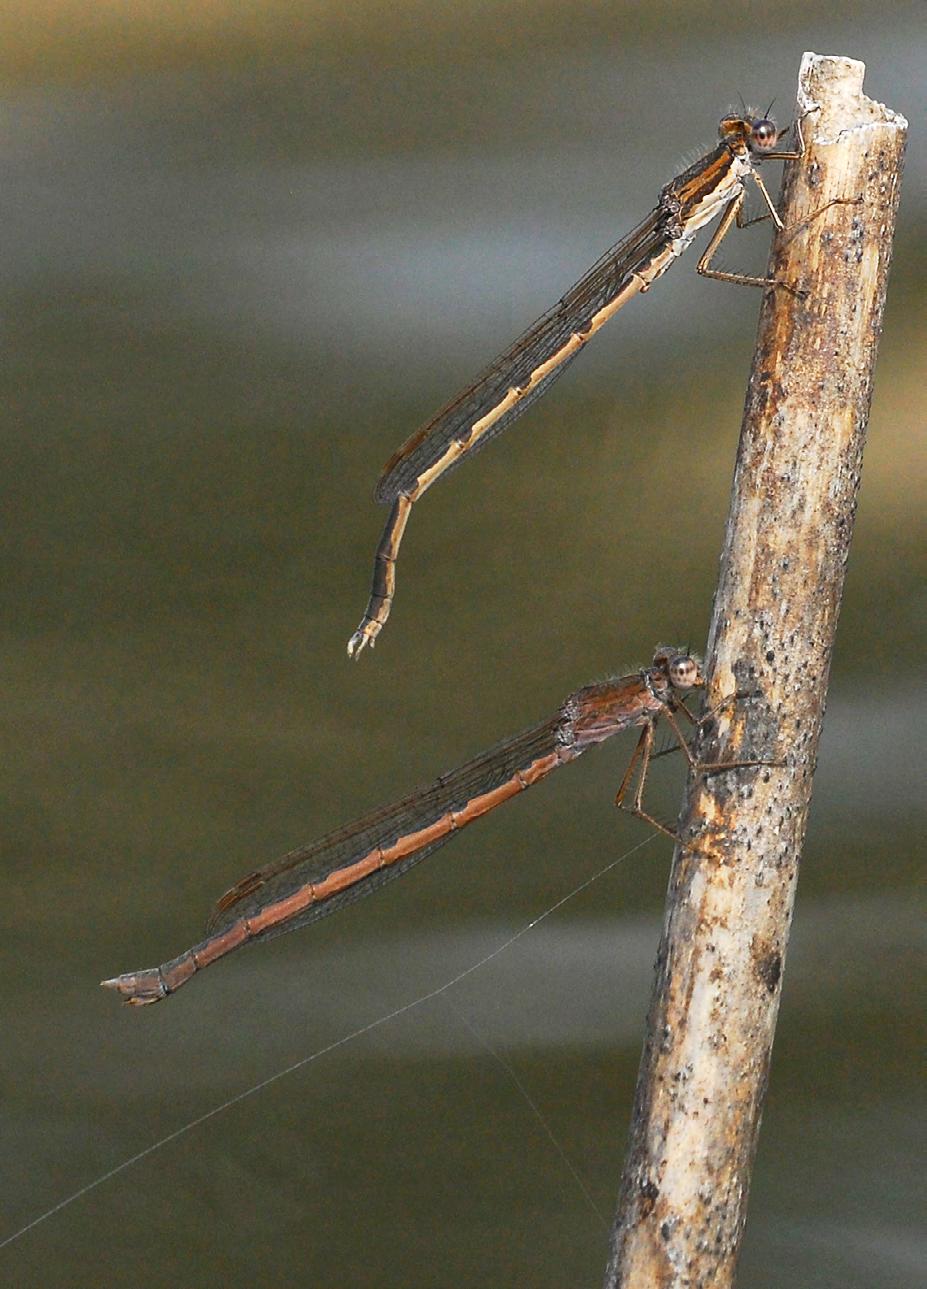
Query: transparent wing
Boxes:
[
  {"xmin": 206, "ymin": 713, "xmax": 570, "ymax": 941},
  {"xmin": 375, "ymin": 206, "xmax": 670, "ymax": 501}
]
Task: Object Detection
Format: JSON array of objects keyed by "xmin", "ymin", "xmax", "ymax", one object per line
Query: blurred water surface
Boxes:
[{"xmin": 1, "ymin": 5, "xmax": 924, "ymax": 1287}]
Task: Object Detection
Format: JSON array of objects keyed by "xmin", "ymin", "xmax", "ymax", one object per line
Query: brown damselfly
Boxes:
[
  {"xmin": 102, "ymin": 646, "xmax": 753, "ymax": 1006},
  {"xmin": 347, "ymin": 111, "xmax": 803, "ymax": 657}
]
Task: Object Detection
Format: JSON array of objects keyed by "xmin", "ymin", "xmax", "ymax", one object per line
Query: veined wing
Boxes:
[
  {"xmin": 206, "ymin": 712, "xmax": 570, "ymax": 943},
  {"xmin": 375, "ymin": 205, "xmax": 671, "ymax": 502}
]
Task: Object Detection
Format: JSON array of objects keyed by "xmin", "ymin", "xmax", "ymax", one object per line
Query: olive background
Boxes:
[{"xmin": 2, "ymin": 4, "xmax": 924, "ymax": 1287}]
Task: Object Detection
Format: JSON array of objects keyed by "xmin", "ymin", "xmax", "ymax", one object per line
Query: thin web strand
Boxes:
[
  {"xmin": 0, "ymin": 834, "xmax": 656, "ymax": 1251},
  {"xmin": 447, "ymin": 1000, "xmax": 610, "ymax": 1230}
]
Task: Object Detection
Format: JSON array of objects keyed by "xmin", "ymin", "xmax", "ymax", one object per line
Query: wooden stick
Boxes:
[{"xmin": 604, "ymin": 53, "xmax": 906, "ymax": 1288}]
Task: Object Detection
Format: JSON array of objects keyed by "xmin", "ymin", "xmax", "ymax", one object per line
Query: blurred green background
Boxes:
[{"xmin": 2, "ymin": 4, "xmax": 923, "ymax": 1286}]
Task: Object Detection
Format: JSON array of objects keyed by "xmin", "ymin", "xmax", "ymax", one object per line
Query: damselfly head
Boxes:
[
  {"xmin": 652, "ymin": 647, "xmax": 704, "ymax": 691},
  {"xmin": 718, "ymin": 114, "xmax": 780, "ymax": 156}
]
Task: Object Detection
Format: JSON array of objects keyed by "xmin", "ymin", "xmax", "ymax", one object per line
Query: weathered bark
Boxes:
[{"xmin": 604, "ymin": 54, "xmax": 906, "ymax": 1289}]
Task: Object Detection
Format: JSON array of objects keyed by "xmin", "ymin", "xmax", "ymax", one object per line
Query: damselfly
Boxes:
[
  {"xmin": 347, "ymin": 111, "xmax": 801, "ymax": 658},
  {"xmin": 103, "ymin": 647, "xmax": 734, "ymax": 1006}
]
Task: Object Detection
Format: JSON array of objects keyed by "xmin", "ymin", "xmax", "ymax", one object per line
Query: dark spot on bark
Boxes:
[
  {"xmin": 756, "ymin": 947, "xmax": 782, "ymax": 994},
  {"xmin": 661, "ymin": 1221, "xmax": 672, "ymax": 1241},
  {"xmin": 640, "ymin": 1179, "xmax": 659, "ymax": 1217},
  {"xmin": 765, "ymin": 650, "xmax": 775, "ymax": 662}
]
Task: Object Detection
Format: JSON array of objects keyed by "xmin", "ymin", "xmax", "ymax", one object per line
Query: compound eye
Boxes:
[
  {"xmin": 752, "ymin": 118, "xmax": 778, "ymax": 150},
  {"xmin": 670, "ymin": 658, "xmax": 697, "ymax": 689}
]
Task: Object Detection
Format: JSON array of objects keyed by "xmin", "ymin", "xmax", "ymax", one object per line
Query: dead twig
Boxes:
[{"xmin": 605, "ymin": 52, "xmax": 906, "ymax": 1289}]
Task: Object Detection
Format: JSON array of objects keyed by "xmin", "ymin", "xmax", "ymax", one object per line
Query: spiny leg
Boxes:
[
  {"xmin": 614, "ymin": 710, "xmax": 771, "ymax": 854},
  {"xmin": 749, "ymin": 170, "xmax": 786, "ymax": 229},
  {"xmin": 614, "ymin": 724, "xmax": 650, "ymax": 809},
  {"xmin": 614, "ymin": 721, "xmax": 686, "ymax": 844},
  {"xmin": 693, "ymin": 687, "xmax": 761, "ymax": 730},
  {"xmin": 665, "ymin": 695, "xmax": 780, "ymax": 777},
  {"xmin": 661, "ymin": 705, "xmax": 702, "ymax": 769},
  {"xmin": 736, "ymin": 209, "xmax": 777, "ymax": 231},
  {"xmin": 613, "ymin": 716, "xmax": 701, "ymax": 845},
  {"xmin": 347, "ymin": 494, "xmax": 413, "ymax": 658},
  {"xmin": 749, "ymin": 171, "xmax": 860, "ymax": 235},
  {"xmin": 697, "ymin": 173, "xmax": 858, "ymax": 297},
  {"xmin": 777, "ymin": 194, "xmax": 864, "ymax": 242},
  {"xmin": 696, "ymin": 191, "xmax": 799, "ymax": 292},
  {"xmin": 640, "ymin": 691, "xmax": 757, "ymax": 768},
  {"xmin": 671, "ymin": 695, "xmax": 698, "ymax": 725}
]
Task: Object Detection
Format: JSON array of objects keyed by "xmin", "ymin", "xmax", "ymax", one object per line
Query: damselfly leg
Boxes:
[{"xmin": 614, "ymin": 692, "xmax": 777, "ymax": 846}]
